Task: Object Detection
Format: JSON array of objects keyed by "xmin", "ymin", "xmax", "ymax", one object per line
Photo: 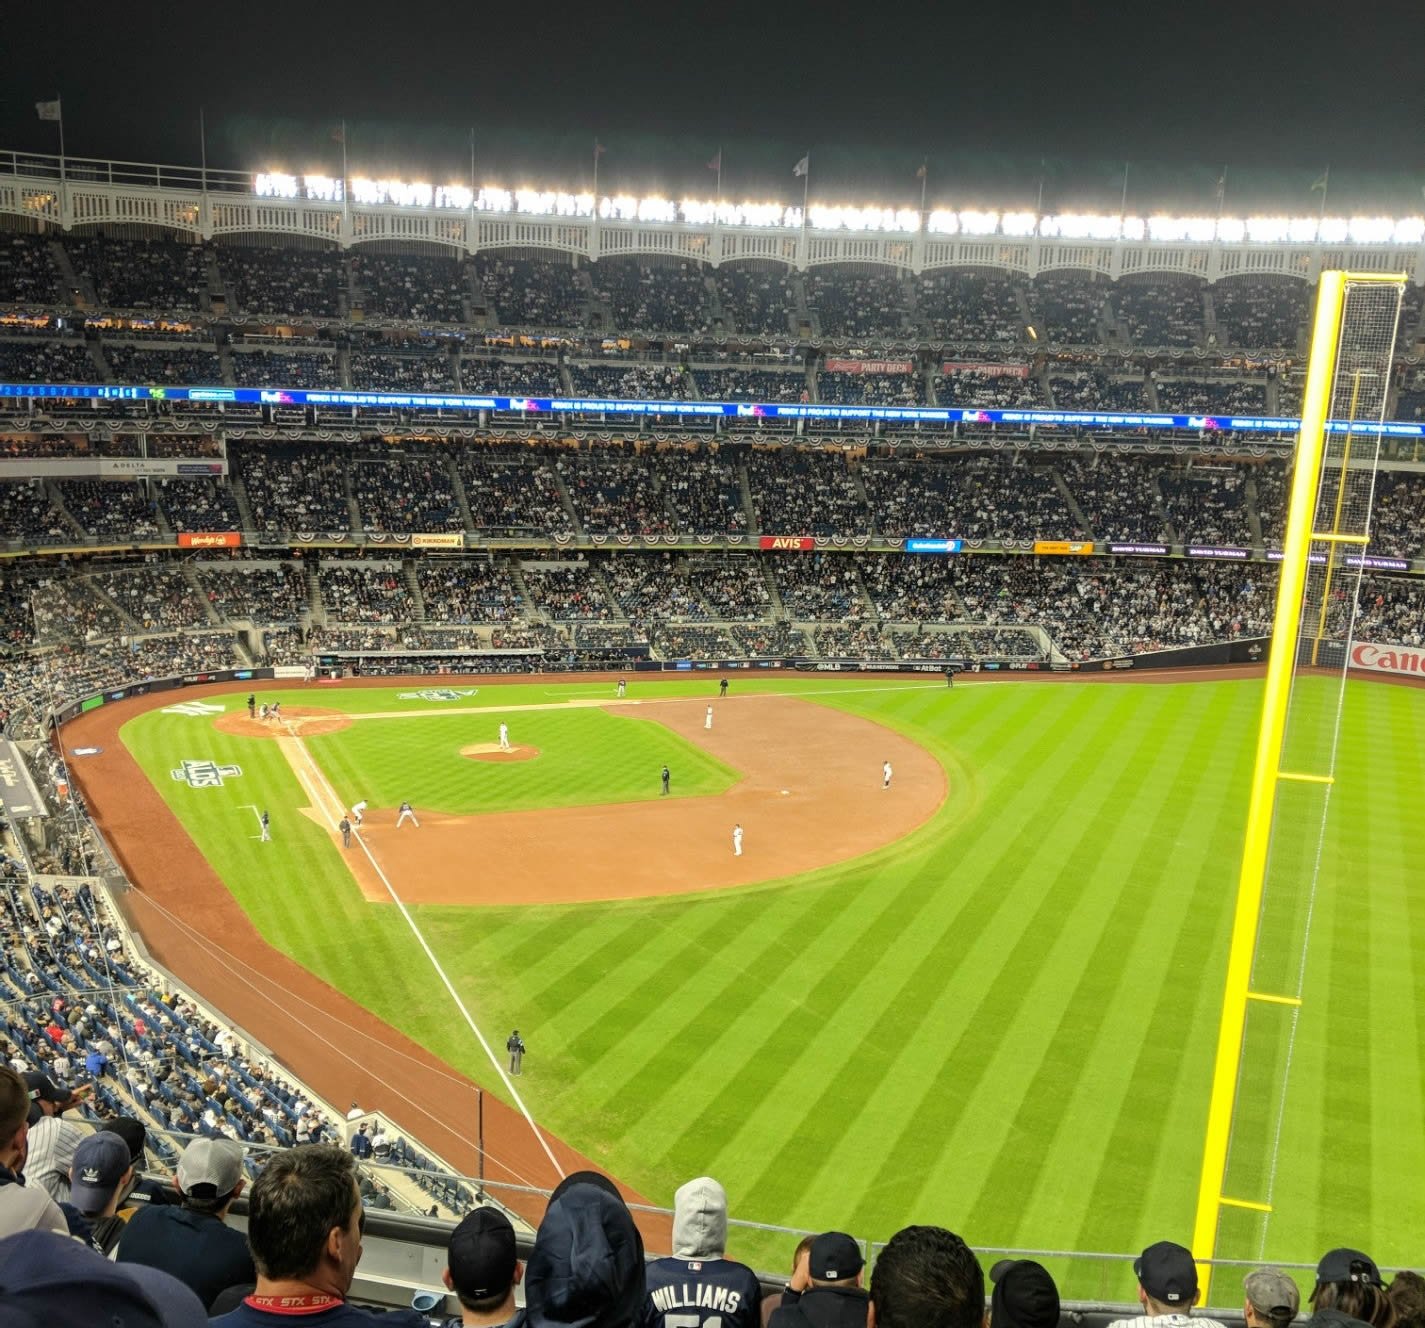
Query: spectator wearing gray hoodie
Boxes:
[{"xmin": 645, "ymin": 1177, "xmax": 762, "ymax": 1328}]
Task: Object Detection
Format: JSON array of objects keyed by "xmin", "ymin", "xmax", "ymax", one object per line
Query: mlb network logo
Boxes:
[{"xmin": 160, "ymin": 700, "xmax": 226, "ymax": 717}]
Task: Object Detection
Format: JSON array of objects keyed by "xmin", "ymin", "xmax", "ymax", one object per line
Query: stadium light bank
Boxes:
[{"xmin": 253, "ymin": 174, "xmax": 1425, "ymax": 244}]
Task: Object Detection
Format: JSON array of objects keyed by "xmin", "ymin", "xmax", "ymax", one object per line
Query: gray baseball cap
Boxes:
[{"xmin": 1245, "ymin": 1268, "xmax": 1300, "ymax": 1319}]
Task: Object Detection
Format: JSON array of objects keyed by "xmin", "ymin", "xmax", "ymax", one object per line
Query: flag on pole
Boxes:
[
  {"xmin": 36, "ymin": 100, "xmax": 61, "ymax": 122},
  {"xmin": 331, "ymin": 123, "xmax": 346, "ymax": 144},
  {"xmin": 793, "ymin": 155, "xmax": 809, "ymax": 177},
  {"xmin": 594, "ymin": 140, "xmax": 606, "ymax": 158},
  {"xmin": 707, "ymin": 150, "xmax": 721, "ymax": 173},
  {"xmin": 1310, "ymin": 170, "xmax": 1329, "ymax": 193},
  {"xmin": 915, "ymin": 161, "xmax": 927, "ymax": 180}
]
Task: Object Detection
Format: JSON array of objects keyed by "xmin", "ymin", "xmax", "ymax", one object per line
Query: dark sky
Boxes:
[{"xmin": 6, "ymin": 0, "xmax": 1425, "ymax": 211}]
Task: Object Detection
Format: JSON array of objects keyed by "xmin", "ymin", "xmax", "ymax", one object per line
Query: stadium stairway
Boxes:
[
  {"xmin": 1202, "ymin": 287, "xmax": 1220, "ymax": 345},
  {"xmin": 338, "ymin": 343, "xmax": 352, "ymax": 389},
  {"xmin": 1244, "ymin": 475, "xmax": 1266, "ymax": 547},
  {"xmin": 788, "ymin": 270, "xmax": 811, "ymax": 339},
  {"xmin": 401, "ymin": 559, "xmax": 426, "ymax": 620},
  {"xmin": 1011, "ymin": 283, "xmax": 1033, "ymax": 338},
  {"xmin": 735, "ymin": 461, "xmax": 758, "ymax": 532},
  {"xmin": 86, "ymin": 338, "xmax": 113, "ymax": 383},
  {"xmin": 1052, "ymin": 468, "xmax": 1093, "ymax": 536},
  {"xmin": 230, "ymin": 471, "xmax": 257, "ymax": 531},
  {"xmin": 217, "ymin": 339, "xmax": 236, "ymax": 385},
  {"xmin": 47, "ymin": 238, "xmax": 84, "ymax": 307},
  {"xmin": 42, "ymin": 480, "xmax": 89, "ymax": 541},
  {"xmin": 305, "ymin": 562, "xmax": 326, "ymax": 625}
]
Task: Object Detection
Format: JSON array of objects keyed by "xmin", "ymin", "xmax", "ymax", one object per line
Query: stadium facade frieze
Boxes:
[{"xmin": 4, "ymin": 154, "xmax": 1425, "ymax": 284}]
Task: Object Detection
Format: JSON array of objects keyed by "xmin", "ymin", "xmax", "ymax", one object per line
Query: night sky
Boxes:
[{"xmin": 5, "ymin": 0, "xmax": 1425, "ymax": 212}]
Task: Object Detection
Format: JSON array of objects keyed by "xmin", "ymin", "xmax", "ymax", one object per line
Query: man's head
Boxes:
[
  {"xmin": 869, "ymin": 1225, "xmax": 984, "ymax": 1328},
  {"xmin": 246, "ymin": 1144, "xmax": 366, "ymax": 1295},
  {"xmin": 672, "ymin": 1176, "xmax": 728, "ymax": 1261},
  {"xmin": 98, "ymin": 1115, "xmax": 148, "ymax": 1170},
  {"xmin": 21, "ymin": 1071, "xmax": 77, "ymax": 1125},
  {"xmin": 0, "ymin": 1067, "xmax": 30, "ymax": 1168},
  {"xmin": 175, "ymin": 1136, "xmax": 245, "ymax": 1215},
  {"xmin": 1135, "ymin": 1241, "xmax": 1199, "ymax": 1313},
  {"xmin": 1388, "ymin": 1271, "xmax": 1425, "ymax": 1328},
  {"xmin": 444, "ymin": 1206, "xmax": 521, "ymax": 1317},
  {"xmin": 1244, "ymin": 1268, "xmax": 1300, "ymax": 1328},
  {"xmin": 69, "ymin": 1130, "xmax": 134, "ymax": 1219},
  {"xmin": 989, "ymin": 1260, "xmax": 1060, "ymax": 1328},
  {"xmin": 809, "ymin": 1231, "xmax": 865, "ymax": 1289}
]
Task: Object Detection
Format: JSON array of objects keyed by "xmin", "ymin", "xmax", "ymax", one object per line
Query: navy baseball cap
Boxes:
[
  {"xmin": 1135, "ymin": 1241, "xmax": 1198, "ymax": 1305},
  {"xmin": 448, "ymin": 1207, "xmax": 518, "ymax": 1300},
  {"xmin": 0, "ymin": 1228, "xmax": 207, "ymax": 1325},
  {"xmin": 70, "ymin": 1130, "xmax": 133, "ymax": 1215},
  {"xmin": 990, "ymin": 1260, "xmax": 1061, "ymax": 1328},
  {"xmin": 810, "ymin": 1231, "xmax": 864, "ymax": 1282}
]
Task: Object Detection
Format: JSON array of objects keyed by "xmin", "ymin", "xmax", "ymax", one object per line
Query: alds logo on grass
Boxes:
[
  {"xmin": 396, "ymin": 689, "xmax": 478, "ymax": 702},
  {"xmin": 160, "ymin": 701, "xmax": 226, "ymax": 717},
  {"xmin": 170, "ymin": 759, "xmax": 243, "ymax": 788}
]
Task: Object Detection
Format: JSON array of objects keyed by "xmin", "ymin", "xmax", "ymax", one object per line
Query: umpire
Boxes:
[{"xmin": 507, "ymin": 1030, "xmax": 526, "ymax": 1076}]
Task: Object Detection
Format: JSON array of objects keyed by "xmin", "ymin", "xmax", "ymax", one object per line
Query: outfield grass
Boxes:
[{"xmin": 119, "ymin": 675, "xmax": 1425, "ymax": 1290}]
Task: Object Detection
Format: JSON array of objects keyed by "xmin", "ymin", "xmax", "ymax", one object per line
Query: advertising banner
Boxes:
[
  {"xmin": 177, "ymin": 532, "xmax": 242, "ymax": 549},
  {"xmin": 823, "ymin": 358, "xmax": 914, "ymax": 374},
  {"xmin": 1033, "ymin": 540, "xmax": 1095, "ymax": 556},
  {"xmin": 903, "ymin": 538, "xmax": 963, "ymax": 553},
  {"xmin": 410, "ymin": 532, "xmax": 465, "ymax": 549},
  {"xmin": 759, "ymin": 535, "xmax": 815, "ymax": 551},
  {"xmin": 940, "ymin": 361, "xmax": 1031, "ymax": 378},
  {"xmin": 1108, "ymin": 542, "xmax": 1171, "ymax": 556},
  {"xmin": 1186, "ymin": 546, "xmax": 1251, "ymax": 560},
  {"xmin": 1349, "ymin": 642, "xmax": 1425, "ymax": 677}
]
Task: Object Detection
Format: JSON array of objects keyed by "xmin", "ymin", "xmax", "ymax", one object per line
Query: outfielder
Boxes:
[
  {"xmin": 705, "ymin": 705, "xmax": 713, "ymax": 730},
  {"xmin": 396, "ymin": 800, "xmax": 419, "ymax": 829},
  {"xmin": 259, "ymin": 810, "xmax": 271, "ymax": 842},
  {"xmin": 882, "ymin": 761, "xmax": 893, "ymax": 789},
  {"xmin": 351, "ymin": 799, "xmax": 367, "ymax": 827},
  {"xmin": 732, "ymin": 823, "xmax": 743, "ymax": 856},
  {"xmin": 617, "ymin": 677, "xmax": 626, "ymax": 698},
  {"xmin": 498, "ymin": 722, "xmax": 511, "ymax": 752}
]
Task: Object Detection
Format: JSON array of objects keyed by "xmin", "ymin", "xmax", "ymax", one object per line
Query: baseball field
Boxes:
[{"xmin": 65, "ymin": 670, "xmax": 1425, "ymax": 1293}]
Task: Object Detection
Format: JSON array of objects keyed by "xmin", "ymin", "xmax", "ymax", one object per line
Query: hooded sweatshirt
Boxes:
[
  {"xmin": 644, "ymin": 1178, "xmax": 762, "ymax": 1328},
  {"xmin": 515, "ymin": 1180, "xmax": 647, "ymax": 1328}
]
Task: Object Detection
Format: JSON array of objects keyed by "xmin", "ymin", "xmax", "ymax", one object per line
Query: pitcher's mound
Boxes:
[
  {"xmin": 215, "ymin": 707, "xmax": 352, "ymax": 738},
  {"xmin": 461, "ymin": 743, "xmax": 540, "ymax": 763}
]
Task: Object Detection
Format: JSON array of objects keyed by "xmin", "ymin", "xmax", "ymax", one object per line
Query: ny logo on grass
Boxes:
[
  {"xmin": 160, "ymin": 701, "xmax": 226, "ymax": 717},
  {"xmin": 397, "ymin": 688, "xmax": 477, "ymax": 702},
  {"xmin": 170, "ymin": 759, "xmax": 243, "ymax": 788}
]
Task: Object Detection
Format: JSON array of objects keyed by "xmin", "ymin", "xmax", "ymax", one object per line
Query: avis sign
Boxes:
[{"xmin": 1350, "ymin": 642, "xmax": 1425, "ymax": 677}]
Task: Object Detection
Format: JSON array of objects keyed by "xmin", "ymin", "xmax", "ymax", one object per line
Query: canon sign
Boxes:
[{"xmin": 1350, "ymin": 642, "xmax": 1425, "ymax": 676}]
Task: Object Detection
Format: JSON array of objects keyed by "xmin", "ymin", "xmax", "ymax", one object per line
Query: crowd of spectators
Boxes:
[
  {"xmin": 351, "ymin": 450, "xmax": 463, "ymax": 533},
  {"xmin": 566, "ymin": 362, "xmax": 689, "ymax": 401},
  {"xmin": 219, "ymin": 245, "xmax": 346, "ymax": 319},
  {"xmin": 865, "ymin": 453, "xmax": 1073, "ymax": 542},
  {"xmin": 475, "ymin": 254, "xmax": 584, "ymax": 329},
  {"xmin": 1212, "ymin": 276, "xmax": 1310, "ymax": 349},
  {"xmin": 235, "ymin": 443, "xmax": 352, "ymax": 535},
  {"xmin": 814, "ymin": 623, "xmax": 886, "ymax": 657},
  {"xmin": 415, "ymin": 560, "xmax": 524, "ymax": 624},
  {"xmin": 349, "ymin": 350, "xmax": 456, "ymax": 392},
  {"xmin": 651, "ymin": 624, "xmax": 739, "ymax": 658},
  {"xmin": 1050, "ymin": 370, "xmax": 1148, "ymax": 410},
  {"xmin": 230, "ymin": 349, "xmax": 342, "ymax": 389},
  {"xmin": 730, "ymin": 622, "xmax": 807, "ymax": 656},
  {"xmin": 352, "ymin": 251, "xmax": 465, "ymax": 322},
  {"xmin": 319, "ymin": 565, "xmax": 412, "ymax": 623},
  {"xmin": 1368, "ymin": 472, "xmax": 1425, "ymax": 559},
  {"xmin": 67, "ymin": 237, "xmax": 208, "ymax": 312},
  {"xmin": 1155, "ymin": 376, "xmax": 1268, "ymax": 414},
  {"xmin": 692, "ymin": 366, "xmax": 805, "ymax": 401},
  {"xmin": 807, "ymin": 266, "xmax": 909, "ymax": 339},
  {"xmin": 56, "ymin": 480, "xmax": 160, "ymax": 539},
  {"xmin": 156, "ymin": 477, "xmax": 242, "ymax": 533},
  {"xmin": 91, "ymin": 562, "xmax": 210, "ymax": 632},
  {"xmin": 817, "ymin": 369, "xmax": 926, "ymax": 406},
  {"xmin": 1113, "ymin": 276, "xmax": 1205, "ymax": 347},
  {"xmin": 933, "ymin": 367, "xmax": 1041, "ymax": 408},
  {"xmin": 558, "ymin": 450, "xmax": 674, "ymax": 536},
  {"xmin": 771, "ymin": 553, "xmax": 865, "ymax": 619},
  {"xmin": 0, "ymin": 339, "xmax": 95, "ymax": 384},
  {"xmin": 0, "ymin": 479, "xmax": 71, "ymax": 545},
  {"xmin": 860, "ymin": 555, "xmax": 961, "ymax": 621},
  {"xmin": 1355, "ymin": 573, "xmax": 1425, "ymax": 644},
  {"xmin": 917, "ymin": 269, "xmax": 1024, "ymax": 343},
  {"xmin": 1029, "ymin": 272, "xmax": 1108, "ymax": 344},
  {"xmin": 457, "ymin": 448, "xmax": 571, "ymax": 535},
  {"xmin": 521, "ymin": 561, "xmax": 614, "ymax": 619},
  {"xmin": 0, "ymin": 232, "xmax": 59, "ymax": 304},
  {"xmin": 713, "ymin": 264, "xmax": 796, "ymax": 336},
  {"xmin": 27, "ymin": 573, "xmax": 127, "ymax": 644},
  {"xmin": 1159, "ymin": 465, "xmax": 1254, "ymax": 545},
  {"xmin": 748, "ymin": 449, "xmax": 869, "ymax": 535},
  {"xmin": 197, "ymin": 564, "xmax": 307, "ymax": 624},
  {"xmin": 593, "ymin": 259, "xmax": 711, "ymax": 334},
  {"xmin": 662, "ymin": 451, "xmax": 749, "ymax": 535},
  {"xmin": 104, "ymin": 343, "xmax": 224, "ymax": 384},
  {"xmin": 458, "ymin": 354, "xmax": 561, "ymax": 395},
  {"xmin": 1057, "ymin": 456, "xmax": 1169, "ymax": 542}
]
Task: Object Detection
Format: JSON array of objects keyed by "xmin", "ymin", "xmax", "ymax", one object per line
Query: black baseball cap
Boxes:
[
  {"xmin": 990, "ymin": 1260, "xmax": 1061, "ymax": 1328},
  {"xmin": 810, "ymin": 1232, "xmax": 864, "ymax": 1283},
  {"xmin": 1135, "ymin": 1241, "xmax": 1198, "ymax": 1305},
  {"xmin": 1316, "ymin": 1249, "xmax": 1383, "ymax": 1287},
  {"xmin": 22, "ymin": 1070, "xmax": 75, "ymax": 1125},
  {"xmin": 99, "ymin": 1117, "xmax": 148, "ymax": 1167},
  {"xmin": 448, "ymin": 1207, "xmax": 518, "ymax": 1300}
]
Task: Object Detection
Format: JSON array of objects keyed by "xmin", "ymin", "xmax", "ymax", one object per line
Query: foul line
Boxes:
[{"xmin": 281, "ymin": 721, "xmax": 567, "ymax": 1182}]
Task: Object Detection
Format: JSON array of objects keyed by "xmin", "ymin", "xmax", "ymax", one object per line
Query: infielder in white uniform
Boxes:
[
  {"xmin": 396, "ymin": 800, "xmax": 419, "ymax": 829},
  {"xmin": 732, "ymin": 823, "xmax": 743, "ymax": 856},
  {"xmin": 498, "ymin": 723, "xmax": 511, "ymax": 752},
  {"xmin": 616, "ymin": 678, "xmax": 626, "ymax": 698},
  {"xmin": 705, "ymin": 705, "xmax": 713, "ymax": 730},
  {"xmin": 882, "ymin": 761, "xmax": 893, "ymax": 789},
  {"xmin": 351, "ymin": 799, "xmax": 367, "ymax": 826}
]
